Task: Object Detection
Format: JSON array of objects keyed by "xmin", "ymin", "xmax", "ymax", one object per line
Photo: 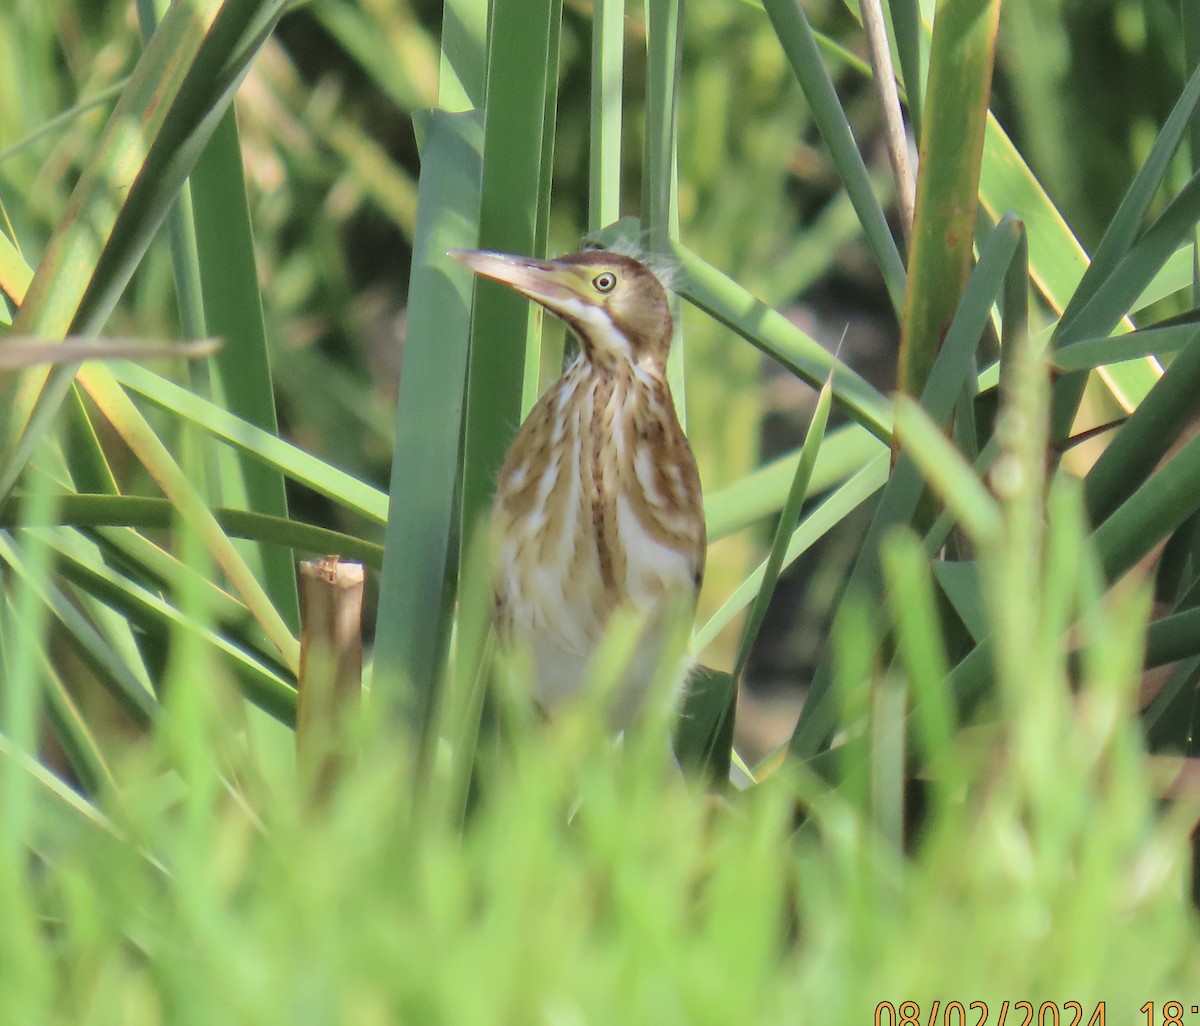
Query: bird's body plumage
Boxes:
[
  {"xmin": 452, "ymin": 248, "xmax": 705, "ymax": 724},
  {"xmin": 492, "ymin": 347, "xmax": 704, "ymax": 721}
]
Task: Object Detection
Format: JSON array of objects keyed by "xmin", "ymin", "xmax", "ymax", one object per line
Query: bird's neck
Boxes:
[
  {"xmin": 560, "ymin": 352, "xmax": 682, "ymax": 453},
  {"xmin": 567, "ymin": 349, "xmax": 670, "ymax": 392}
]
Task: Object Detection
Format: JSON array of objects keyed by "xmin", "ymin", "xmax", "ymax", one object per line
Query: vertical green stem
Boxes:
[
  {"xmin": 986, "ymin": 224, "xmax": 1051, "ymax": 784},
  {"xmin": 1183, "ymin": 0, "xmax": 1200, "ymax": 304},
  {"xmin": 643, "ymin": 0, "xmax": 687, "ymax": 415},
  {"xmin": 589, "ymin": 0, "xmax": 625, "ymax": 233},
  {"xmin": 896, "ymin": 0, "xmax": 999, "ymax": 413},
  {"xmin": 461, "ymin": 0, "xmax": 562, "ymax": 539},
  {"xmin": 440, "ymin": 0, "xmax": 488, "ymax": 112}
]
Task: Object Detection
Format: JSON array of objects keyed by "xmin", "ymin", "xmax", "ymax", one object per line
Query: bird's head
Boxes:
[{"xmin": 449, "ymin": 248, "xmax": 673, "ymax": 370}]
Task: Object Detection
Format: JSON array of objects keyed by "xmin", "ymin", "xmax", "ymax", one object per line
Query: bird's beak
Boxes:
[{"xmin": 448, "ymin": 249, "xmax": 587, "ymax": 311}]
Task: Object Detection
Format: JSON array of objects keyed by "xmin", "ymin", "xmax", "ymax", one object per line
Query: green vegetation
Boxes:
[{"xmin": 2, "ymin": 0, "xmax": 1200, "ymax": 1018}]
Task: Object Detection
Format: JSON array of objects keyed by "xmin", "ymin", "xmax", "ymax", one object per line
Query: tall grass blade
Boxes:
[
  {"xmin": 897, "ymin": 0, "xmax": 999, "ymax": 407},
  {"xmin": 643, "ymin": 0, "xmax": 682, "ymax": 254},
  {"xmin": 589, "ymin": 0, "xmax": 624, "ymax": 233},
  {"xmin": 869, "ymin": 676, "xmax": 906, "ymax": 851},
  {"xmin": 439, "ymin": 0, "xmax": 488, "ymax": 111},
  {"xmin": 881, "ymin": 530, "xmax": 956, "ymax": 788},
  {"xmin": 643, "ymin": 0, "xmax": 686, "ymax": 409},
  {"xmin": 461, "ymin": 0, "xmax": 561, "ymax": 542},
  {"xmin": 374, "ymin": 109, "xmax": 482, "ymax": 727},
  {"xmin": 190, "ymin": 109, "xmax": 299, "ymax": 631},
  {"xmin": 887, "ymin": 0, "xmax": 924, "ymax": 137}
]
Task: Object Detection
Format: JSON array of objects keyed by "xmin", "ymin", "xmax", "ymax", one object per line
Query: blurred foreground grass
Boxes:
[{"xmin": 6, "ymin": 598, "xmax": 1197, "ymax": 1023}]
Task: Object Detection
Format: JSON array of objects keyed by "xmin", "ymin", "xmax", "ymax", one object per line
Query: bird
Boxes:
[{"xmin": 449, "ymin": 247, "xmax": 706, "ymax": 727}]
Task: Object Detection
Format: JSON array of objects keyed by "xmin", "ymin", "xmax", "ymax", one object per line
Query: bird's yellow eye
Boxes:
[{"xmin": 592, "ymin": 271, "xmax": 617, "ymax": 293}]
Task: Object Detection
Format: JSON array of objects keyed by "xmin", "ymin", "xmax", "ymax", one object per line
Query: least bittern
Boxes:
[{"xmin": 451, "ymin": 248, "xmax": 706, "ymax": 725}]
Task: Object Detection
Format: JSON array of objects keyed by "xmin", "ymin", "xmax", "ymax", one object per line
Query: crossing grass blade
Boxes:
[
  {"xmin": 0, "ymin": 533, "xmax": 156, "ymax": 729},
  {"xmin": 892, "ymin": 398, "xmax": 1000, "ymax": 544},
  {"xmin": 695, "ymin": 453, "xmax": 889, "ymax": 652},
  {"xmin": 0, "ymin": 733, "xmax": 121, "ymax": 842},
  {"xmin": 1, "ymin": 494, "xmax": 382, "ymax": 568},
  {"xmin": 673, "ymin": 245, "xmax": 893, "ymax": 442},
  {"xmin": 1084, "ymin": 330, "xmax": 1200, "ymax": 525},
  {"xmin": 75, "ymin": 364, "xmax": 300, "ymax": 672},
  {"xmin": 0, "ymin": 338, "xmax": 219, "ymax": 369},
  {"xmin": 38, "ymin": 653, "xmax": 116, "ymax": 799},
  {"xmin": 110, "ymin": 363, "xmax": 388, "ymax": 523},
  {"xmin": 45, "ymin": 528, "xmax": 296, "ymax": 726},
  {"xmin": 1146, "ymin": 607, "xmax": 1200, "ymax": 668},
  {"xmin": 731, "ymin": 372, "xmax": 834, "ymax": 685},
  {"xmin": 761, "ymin": 0, "xmax": 906, "ymax": 315},
  {"xmin": 1091, "ymin": 431, "xmax": 1200, "ymax": 585},
  {"xmin": 1050, "ymin": 175, "xmax": 1200, "ymax": 351},
  {"xmin": 0, "ymin": 79, "xmax": 126, "ymax": 170},
  {"xmin": 1056, "ymin": 62, "xmax": 1200, "ymax": 340},
  {"xmin": 1, "ymin": 0, "xmax": 289, "ymax": 502},
  {"xmin": 704, "ymin": 423, "xmax": 886, "ymax": 541},
  {"xmin": 1046, "ymin": 64, "xmax": 1200, "ymax": 435},
  {"xmin": 1053, "ymin": 323, "xmax": 1200, "ymax": 373}
]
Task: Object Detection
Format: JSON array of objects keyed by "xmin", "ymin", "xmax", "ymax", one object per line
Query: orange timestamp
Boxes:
[
  {"xmin": 874, "ymin": 1001, "xmax": 1106, "ymax": 1026},
  {"xmin": 1141, "ymin": 1003, "xmax": 1200, "ymax": 1025}
]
